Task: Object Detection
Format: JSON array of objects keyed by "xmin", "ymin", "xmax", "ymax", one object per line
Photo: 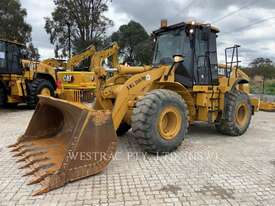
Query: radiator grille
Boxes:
[{"xmin": 60, "ymin": 90, "xmax": 95, "ymax": 103}]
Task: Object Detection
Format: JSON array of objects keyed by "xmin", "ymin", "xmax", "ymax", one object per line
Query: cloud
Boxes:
[
  {"xmin": 21, "ymin": 0, "xmax": 275, "ymax": 65},
  {"xmin": 111, "ymin": 0, "xmax": 275, "ymax": 65},
  {"xmin": 21, "ymin": 0, "xmax": 55, "ymax": 59}
]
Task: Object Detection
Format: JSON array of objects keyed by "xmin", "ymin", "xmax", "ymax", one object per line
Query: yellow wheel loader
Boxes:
[
  {"xmin": 259, "ymin": 100, "xmax": 275, "ymax": 112},
  {"xmin": 56, "ymin": 43, "xmax": 119, "ymax": 103},
  {"xmin": 0, "ymin": 39, "xmax": 98, "ymax": 108},
  {"xmin": 0, "ymin": 39, "xmax": 57, "ymax": 108},
  {"xmin": 41, "ymin": 44, "xmax": 97, "ymax": 70},
  {"xmin": 10, "ymin": 21, "xmax": 259, "ymax": 195}
]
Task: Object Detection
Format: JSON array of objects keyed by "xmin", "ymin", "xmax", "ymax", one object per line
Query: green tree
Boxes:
[
  {"xmin": 250, "ymin": 58, "xmax": 273, "ymax": 68},
  {"xmin": 111, "ymin": 21, "xmax": 153, "ymax": 65},
  {"xmin": 45, "ymin": 0, "xmax": 113, "ymax": 58},
  {"xmin": 0, "ymin": 0, "xmax": 32, "ymax": 43},
  {"xmin": 248, "ymin": 58, "xmax": 275, "ymax": 79},
  {"xmin": 27, "ymin": 43, "xmax": 40, "ymax": 60}
]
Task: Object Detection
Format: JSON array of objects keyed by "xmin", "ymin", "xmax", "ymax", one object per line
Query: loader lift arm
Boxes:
[
  {"xmin": 40, "ymin": 45, "xmax": 97, "ymax": 70},
  {"xmin": 66, "ymin": 45, "xmax": 96, "ymax": 70},
  {"xmin": 55, "ymin": 43, "xmax": 120, "ymax": 103},
  {"xmin": 90, "ymin": 42, "xmax": 120, "ymax": 70}
]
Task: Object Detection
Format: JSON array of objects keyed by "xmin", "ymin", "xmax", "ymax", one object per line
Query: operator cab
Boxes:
[
  {"xmin": 0, "ymin": 39, "xmax": 25, "ymax": 74},
  {"xmin": 152, "ymin": 20, "xmax": 219, "ymax": 87}
]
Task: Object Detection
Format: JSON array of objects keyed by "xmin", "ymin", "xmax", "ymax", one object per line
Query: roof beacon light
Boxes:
[{"xmin": 161, "ymin": 19, "xmax": 168, "ymax": 28}]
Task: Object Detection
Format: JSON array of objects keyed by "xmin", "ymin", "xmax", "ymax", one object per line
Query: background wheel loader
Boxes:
[
  {"xmin": 10, "ymin": 20, "xmax": 259, "ymax": 195},
  {"xmin": 56, "ymin": 43, "xmax": 119, "ymax": 104},
  {"xmin": 0, "ymin": 39, "xmax": 57, "ymax": 108},
  {"xmin": 259, "ymin": 101, "xmax": 275, "ymax": 112},
  {"xmin": 0, "ymin": 39, "xmax": 99, "ymax": 108}
]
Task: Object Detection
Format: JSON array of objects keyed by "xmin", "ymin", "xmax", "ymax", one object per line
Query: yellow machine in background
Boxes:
[
  {"xmin": 41, "ymin": 45, "xmax": 96, "ymax": 70},
  {"xmin": 259, "ymin": 101, "xmax": 275, "ymax": 112},
  {"xmin": 0, "ymin": 40, "xmax": 99, "ymax": 108},
  {"xmin": 249, "ymin": 95, "xmax": 275, "ymax": 112},
  {"xmin": 0, "ymin": 39, "xmax": 57, "ymax": 108},
  {"xmin": 65, "ymin": 45, "xmax": 96, "ymax": 70},
  {"xmin": 40, "ymin": 58, "xmax": 65, "ymax": 68},
  {"xmin": 10, "ymin": 21, "xmax": 259, "ymax": 195},
  {"xmin": 56, "ymin": 43, "xmax": 119, "ymax": 103}
]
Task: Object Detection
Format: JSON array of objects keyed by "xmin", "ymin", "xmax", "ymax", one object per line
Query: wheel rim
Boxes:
[
  {"xmin": 40, "ymin": 88, "xmax": 51, "ymax": 96},
  {"xmin": 158, "ymin": 106, "xmax": 182, "ymax": 140},
  {"xmin": 235, "ymin": 103, "xmax": 249, "ymax": 127}
]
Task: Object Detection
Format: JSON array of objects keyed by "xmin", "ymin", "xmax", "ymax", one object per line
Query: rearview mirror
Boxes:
[{"xmin": 173, "ymin": 55, "xmax": 184, "ymax": 63}]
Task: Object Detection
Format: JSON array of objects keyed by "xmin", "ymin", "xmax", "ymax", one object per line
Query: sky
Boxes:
[{"xmin": 21, "ymin": 0, "xmax": 275, "ymax": 65}]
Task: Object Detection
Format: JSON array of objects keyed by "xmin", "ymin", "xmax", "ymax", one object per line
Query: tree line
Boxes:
[
  {"xmin": 242, "ymin": 58, "xmax": 275, "ymax": 80},
  {"xmin": 44, "ymin": 0, "xmax": 154, "ymax": 64},
  {"xmin": 0, "ymin": 0, "xmax": 39, "ymax": 59}
]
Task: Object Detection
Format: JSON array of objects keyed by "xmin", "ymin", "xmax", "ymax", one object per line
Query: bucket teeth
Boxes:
[
  {"xmin": 16, "ymin": 157, "xmax": 27, "ymax": 163},
  {"xmin": 11, "ymin": 143, "xmax": 32, "ymax": 152},
  {"xmin": 11, "ymin": 147, "xmax": 21, "ymax": 152},
  {"xmin": 8, "ymin": 143, "xmax": 19, "ymax": 148},
  {"xmin": 32, "ymin": 187, "xmax": 49, "ymax": 196},
  {"xmin": 15, "ymin": 150, "xmax": 47, "ymax": 162},
  {"xmin": 12, "ymin": 148, "xmax": 33, "ymax": 157},
  {"xmin": 10, "ymin": 144, "xmax": 23, "ymax": 152},
  {"xmin": 23, "ymin": 162, "xmax": 54, "ymax": 177},
  {"xmin": 9, "ymin": 142, "xmax": 33, "ymax": 151},
  {"xmin": 23, "ymin": 168, "xmax": 38, "ymax": 177},
  {"xmin": 27, "ymin": 172, "xmax": 53, "ymax": 185},
  {"xmin": 19, "ymin": 157, "xmax": 49, "ymax": 169},
  {"xmin": 12, "ymin": 153, "xmax": 22, "ymax": 157}
]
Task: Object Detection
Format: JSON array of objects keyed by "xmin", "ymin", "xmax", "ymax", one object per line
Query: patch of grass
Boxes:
[{"xmin": 251, "ymin": 79, "xmax": 275, "ymax": 95}]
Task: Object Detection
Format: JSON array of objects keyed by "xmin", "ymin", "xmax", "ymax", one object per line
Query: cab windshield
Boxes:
[{"xmin": 153, "ymin": 28, "xmax": 185, "ymax": 65}]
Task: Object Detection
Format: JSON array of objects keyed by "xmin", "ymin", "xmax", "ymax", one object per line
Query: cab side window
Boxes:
[
  {"xmin": 0, "ymin": 42, "xmax": 6, "ymax": 69},
  {"xmin": 7, "ymin": 43, "xmax": 21, "ymax": 73}
]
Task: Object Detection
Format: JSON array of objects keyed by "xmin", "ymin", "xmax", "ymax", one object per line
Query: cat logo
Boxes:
[{"xmin": 63, "ymin": 75, "xmax": 73, "ymax": 83}]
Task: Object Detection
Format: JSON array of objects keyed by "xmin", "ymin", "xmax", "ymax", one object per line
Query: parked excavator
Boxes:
[{"xmin": 10, "ymin": 20, "xmax": 259, "ymax": 195}]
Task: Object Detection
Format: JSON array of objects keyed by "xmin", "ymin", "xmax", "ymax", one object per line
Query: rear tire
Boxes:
[
  {"xmin": 27, "ymin": 79, "xmax": 55, "ymax": 109},
  {"xmin": 132, "ymin": 89, "xmax": 189, "ymax": 154},
  {"xmin": 215, "ymin": 90, "xmax": 252, "ymax": 136}
]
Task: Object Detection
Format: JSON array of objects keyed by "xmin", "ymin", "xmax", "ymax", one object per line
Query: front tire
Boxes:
[
  {"xmin": 27, "ymin": 79, "xmax": 55, "ymax": 108},
  {"xmin": 215, "ymin": 90, "xmax": 252, "ymax": 136},
  {"xmin": 132, "ymin": 89, "xmax": 189, "ymax": 154}
]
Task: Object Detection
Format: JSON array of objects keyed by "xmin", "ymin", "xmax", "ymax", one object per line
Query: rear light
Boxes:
[{"xmin": 56, "ymin": 80, "xmax": 63, "ymax": 89}]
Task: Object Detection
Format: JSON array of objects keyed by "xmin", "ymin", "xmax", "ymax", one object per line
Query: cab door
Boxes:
[
  {"xmin": 193, "ymin": 26, "xmax": 218, "ymax": 85},
  {"xmin": 6, "ymin": 42, "xmax": 22, "ymax": 74},
  {"xmin": 0, "ymin": 41, "xmax": 7, "ymax": 74}
]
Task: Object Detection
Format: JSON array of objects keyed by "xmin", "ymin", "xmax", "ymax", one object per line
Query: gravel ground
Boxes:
[{"xmin": 0, "ymin": 107, "xmax": 275, "ymax": 206}]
